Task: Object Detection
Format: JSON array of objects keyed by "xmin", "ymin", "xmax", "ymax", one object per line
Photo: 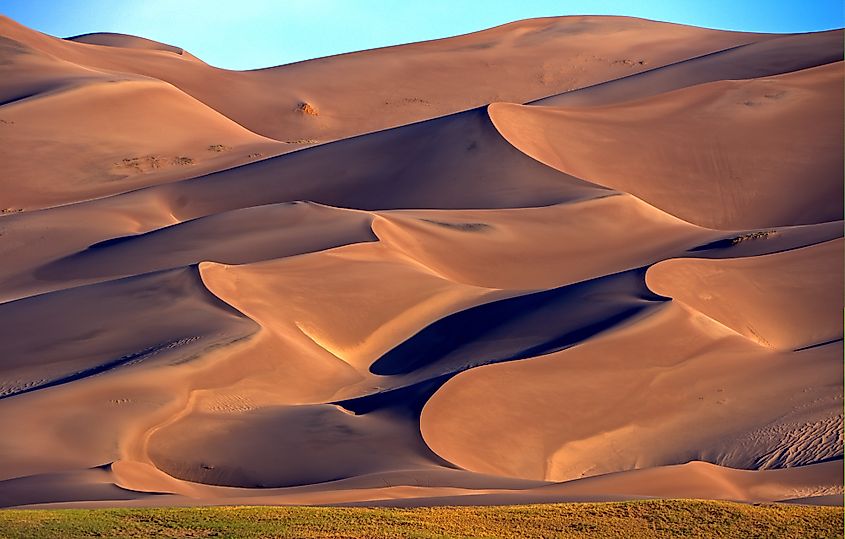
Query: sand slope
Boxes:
[
  {"xmin": 0, "ymin": 78, "xmax": 281, "ymax": 209},
  {"xmin": 532, "ymin": 29, "xmax": 843, "ymax": 108},
  {"xmin": 491, "ymin": 62, "xmax": 844, "ymax": 229},
  {"xmin": 0, "ymin": 15, "xmax": 841, "ymax": 509}
]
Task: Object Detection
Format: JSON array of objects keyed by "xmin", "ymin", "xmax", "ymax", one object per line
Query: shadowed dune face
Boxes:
[
  {"xmin": 0, "ymin": 267, "xmax": 258, "ymax": 401},
  {"xmin": 136, "ymin": 107, "xmax": 605, "ymax": 218},
  {"xmin": 0, "ymin": 15, "xmax": 841, "ymax": 509},
  {"xmin": 34, "ymin": 202, "xmax": 378, "ymax": 285},
  {"xmin": 369, "ymin": 268, "xmax": 664, "ymax": 380}
]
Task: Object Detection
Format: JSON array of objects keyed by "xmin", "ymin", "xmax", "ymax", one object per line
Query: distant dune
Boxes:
[{"xmin": 0, "ymin": 14, "xmax": 841, "ymax": 509}]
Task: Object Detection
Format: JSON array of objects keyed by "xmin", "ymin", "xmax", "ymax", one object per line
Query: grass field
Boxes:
[{"xmin": 0, "ymin": 499, "xmax": 841, "ymax": 538}]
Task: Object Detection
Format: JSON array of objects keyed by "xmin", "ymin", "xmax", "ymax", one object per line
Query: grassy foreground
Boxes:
[{"xmin": 0, "ymin": 499, "xmax": 841, "ymax": 538}]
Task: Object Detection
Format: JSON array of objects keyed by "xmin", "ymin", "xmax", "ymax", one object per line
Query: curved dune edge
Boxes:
[
  {"xmin": 0, "ymin": 202, "xmax": 380, "ymax": 304},
  {"xmin": 1, "ymin": 104, "xmax": 606, "ymax": 226},
  {"xmin": 372, "ymin": 194, "xmax": 710, "ymax": 290},
  {"xmin": 646, "ymin": 238, "xmax": 844, "ymax": 350},
  {"xmin": 488, "ymin": 62, "xmax": 844, "ymax": 230},
  {"xmin": 419, "ymin": 273, "xmax": 842, "ymax": 482}
]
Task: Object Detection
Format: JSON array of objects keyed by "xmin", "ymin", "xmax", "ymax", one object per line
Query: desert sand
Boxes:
[{"xmin": 0, "ymin": 14, "xmax": 841, "ymax": 509}]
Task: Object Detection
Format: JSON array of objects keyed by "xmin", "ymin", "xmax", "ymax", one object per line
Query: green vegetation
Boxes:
[{"xmin": 0, "ymin": 499, "xmax": 840, "ymax": 538}]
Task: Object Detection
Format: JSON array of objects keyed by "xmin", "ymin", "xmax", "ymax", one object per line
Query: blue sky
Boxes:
[{"xmin": 1, "ymin": 0, "xmax": 842, "ymax": 70}]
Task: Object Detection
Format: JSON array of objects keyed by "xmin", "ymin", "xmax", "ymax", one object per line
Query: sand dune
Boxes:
[
  {"xmin": 35, "ymin": 202, "xmax": 377, "ymax": 285},
  {"xmin": 648, "ymin": 239, "xmax": 843, "ymax": 350},
  {"xmin": 0, "ymin": 14, "xmax": 841, "ymax": 509},
  {"xmin": 533, "ymin": 29, "xmax": 842, "ymax": 108},
  {"xmin": 0, "ymin": 78, "xmax": 281, "ymax": 210},
  {"xmin": 421, "ymin": 302, "xmax": 841, "ymax": 481},
  {"xmin": 374, "ymin": 195, "xmax": 709, "ymax": 289},
  {"xmin": 0, "ymin": 15, "xmax": 771, "ymax": 142},
  {"xmin": 492, "ymin": 62, "xmax": 843, "ymax": 229},
  {"xmin": 0, "ymin": 267, "xmax": 256, "ymax": 402}
]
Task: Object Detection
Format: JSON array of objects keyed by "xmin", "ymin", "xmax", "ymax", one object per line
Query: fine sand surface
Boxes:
[{"xmin": 0, "ymin": 14, "xmax": 841, "ymax": 509}]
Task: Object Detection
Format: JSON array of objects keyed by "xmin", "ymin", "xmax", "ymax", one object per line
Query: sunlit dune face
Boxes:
[{"xmin": 0, "ymin": 13, "xmax": 841, "ymax": 509}]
